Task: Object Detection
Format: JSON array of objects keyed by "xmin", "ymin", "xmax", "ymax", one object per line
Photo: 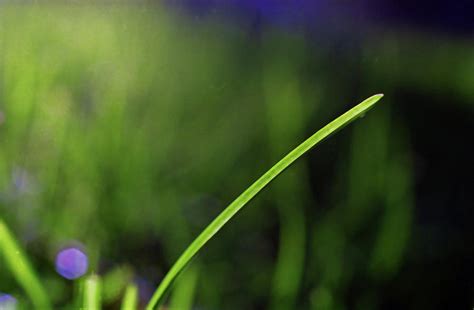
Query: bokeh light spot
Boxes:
[
  {"xmin": 0, "ymin": 293, "xmax": 17, "ymax": 310},
  {"xmin": 55, "ymin": 247, "xmax": 89, "ymax": 280}
]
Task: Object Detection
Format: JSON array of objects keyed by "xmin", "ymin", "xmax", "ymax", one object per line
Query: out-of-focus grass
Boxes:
[
  {"xmin": 0, "ymin": 6, "xmax": 269, "ymax": 308},
  {"xmin": 0, "ymin": 219, "xmax": 51, "ymax": 309},
  {"xmin": 308, "ymin": 102, "xmax": 414, "ymax": 309},
  {"xmin": 262, "ymin": 34, "xmax": 309, "ymax": 310},
  {"xmin": 0, "ymin": 3, "xmax": 471, "ymax": 309},
  {"xmin": 169, "ymin": 266, "xmax": 199, "ymax": 310},
  {"xmin": 121, "ymin": 283, "xmax": 139, "ymax": 310},
  {"xmin": 102, "ymin": 266, "xmax": 133, "ymax": 304},
  {"xmin": 84, "ymin": 275, "xmax": 101, "ymax": 310},
  {"xmin": 146, "ymin": 94, "xmax": 383, "ymax": 309}
]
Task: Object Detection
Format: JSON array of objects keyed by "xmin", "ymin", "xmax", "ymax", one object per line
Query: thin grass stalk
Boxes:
[
  {"xmin": 121, "ymin": 283, "xmax": 139, "ymax": 310},
  {"xmin": 84, "ymin": 274, "xmax": 102, "ymax": 310},
  {"xmin": 0, "ymin": 219, "xmax": 51, "ymax": 309},
  {"xmin": 146, "ymin": 94, "xmax": 383, "ymax": 310}
]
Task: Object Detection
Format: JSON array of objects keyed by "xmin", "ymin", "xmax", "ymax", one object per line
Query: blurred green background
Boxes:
[{"xmin": 0, "ymin": 3, "xmax": 472, "ymax": 309}]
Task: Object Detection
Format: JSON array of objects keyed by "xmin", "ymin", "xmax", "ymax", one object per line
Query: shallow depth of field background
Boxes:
[{"xmin": 0, "ymin": 2, "xmax": 472, "ymax": 309}]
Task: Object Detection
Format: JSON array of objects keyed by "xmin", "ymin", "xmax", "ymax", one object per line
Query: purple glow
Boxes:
[
  {"xmin": 0, "ymin": 293, "xmax": 17, "ymax": 310},
  {"xmin": 11, "ymin": 167, "xmax": 33, "ymax": 195},
  {"xmin": 136, "ymin": 278, "xmax": 154, "ymax": 304},
  {"xmin": 55, "ymin": 247, "xmax": 89, "ymax": 280}
]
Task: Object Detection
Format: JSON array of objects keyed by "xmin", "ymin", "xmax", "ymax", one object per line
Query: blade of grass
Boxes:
[
  {"xmin": 146, "ymin": 94, "xmax": 384, "ymax": 310},
  {"xmin": 262, "ymin": 42, "xmax": 308, "ymax": 310},
  {"xmin": 84, "ymin": 274, "xmax": 102, "ymax": 310},
  {"xmin": 72, "ymin": 278, "xmax": 85, "ymax": 310},
  {"xmin": 168, "ymin": 265, "xmax": 199, "ymax": 310},
  {"xmin": 0, "ymin": 219, "xmax": 52, "ymax": 309},
  {"xmin": 121, "ymin": 283, "xmax": 139, "ymax": 310}
]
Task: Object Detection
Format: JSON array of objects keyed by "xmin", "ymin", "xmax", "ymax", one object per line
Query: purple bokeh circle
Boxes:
[
  {"xmin": 55, "ymin": 247, "xmax": 89, "ymax": 280},
  {"xmin": 0, "ymin": 293, "xmax": 17, "ymax": 309}
]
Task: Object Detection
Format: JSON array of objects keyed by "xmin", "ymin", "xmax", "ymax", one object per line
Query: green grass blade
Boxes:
[
  {"xmin": 0, "ymin": 219, "xmax": 52, "ymax": 309},
  {"xmin": 84, "ymin": 274, "xmax": 102, "ymax": 310},
  {"xmin": 145, "ymin": 94, "xmax": 384, "ymax": 310},
  {"xmin": 169, "ymin": 265, "xmax": 199, "ymax": 310},
  {"xmin": 121, "ymin": 283, "xmax": 139, "ymax": 310}
]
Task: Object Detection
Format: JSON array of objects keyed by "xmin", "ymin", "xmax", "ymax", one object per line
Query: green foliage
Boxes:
[
  {"xmin": 3, "ymin": 4, "xmax": 465, "ymax": 308},
  {"xmin": 84, "ymin": 275, "xmax": 101, "ymax": 310},
  {"xmin": 121, "ymin": 284, "xmax": 139, "ymax": 310},
  {"xmin": 169, "ymin": 266, "xmax": 199, "ymax": 310},
  {"xmin": 0, "ymin": 219, "xmax": 51, "ymax": 309},
  {"xmin": 146, "ymin": 94, "xmax": 383, "ymax": 309}
]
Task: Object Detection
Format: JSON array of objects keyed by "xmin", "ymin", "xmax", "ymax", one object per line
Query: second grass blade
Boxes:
[
  {"xmin": 0, "ymin": 219, "xmax": 51, "ymax": 309},
  {"xmin": 146, "ymin": 94, "xmax": 384, "ymax": 310},
  {"xmin": 84, "ymin": 275, "xmax": 102, "ymax": 310}
]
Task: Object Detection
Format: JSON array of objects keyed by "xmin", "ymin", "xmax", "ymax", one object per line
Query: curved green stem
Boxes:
[{"xmin": 146, "ymin": 94, "xmax": 384, "ymax": 310}]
